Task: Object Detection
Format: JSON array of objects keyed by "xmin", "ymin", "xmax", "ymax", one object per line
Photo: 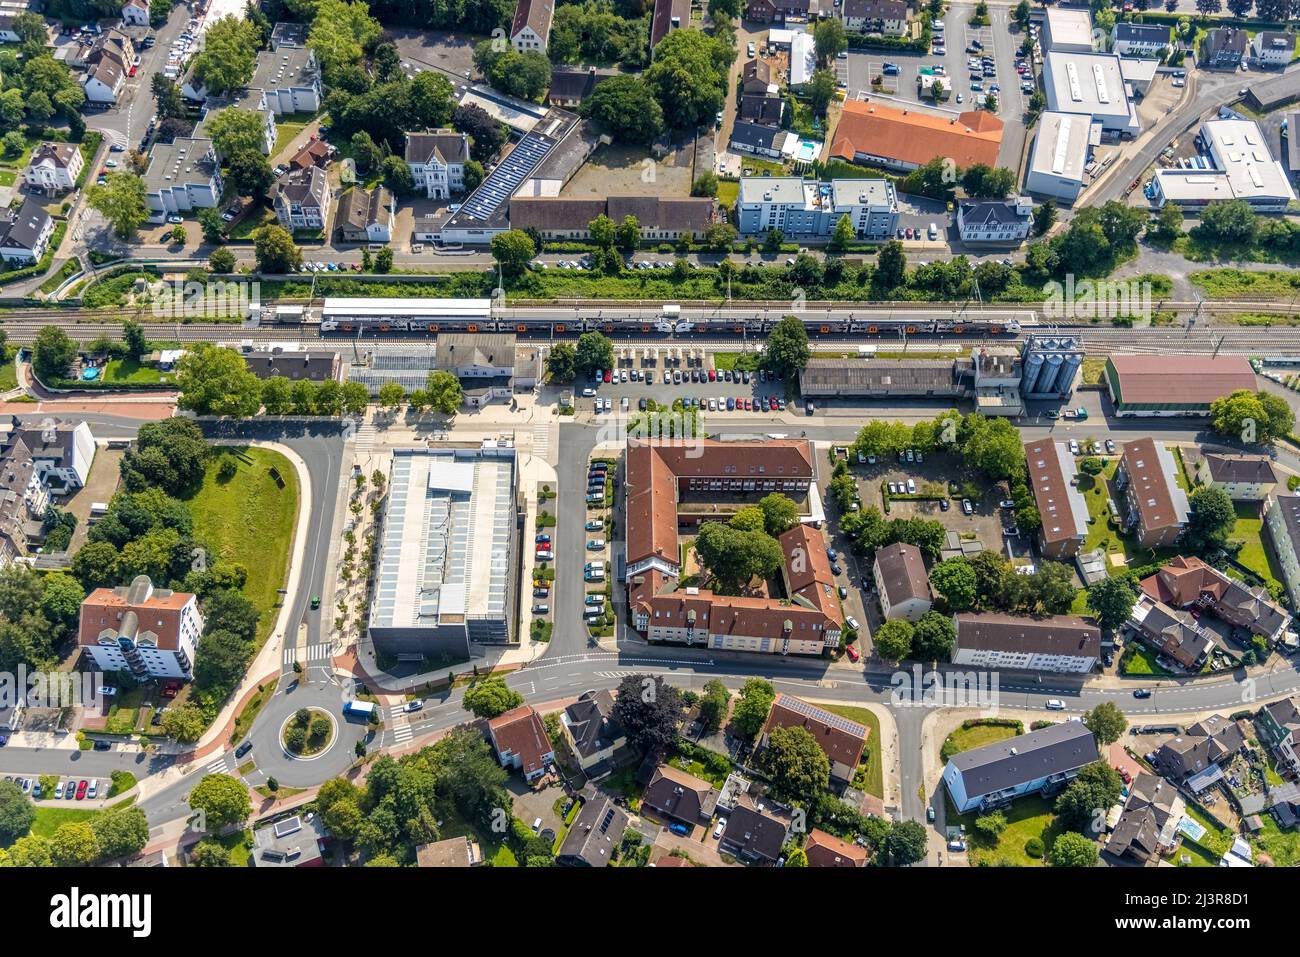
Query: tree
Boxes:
[
  {"xmin": 874, "ymin": 619, "xmax": 914, "ymax": 661},
  {"xmin": 160, "ymin": 705, "xmax": 207, "ymax": 743},
  {"xmin": 693, "ymin": 521, "xmax": 783, "ymax": 590},
  {"xmin": 376, "ymin": 381, "xmax": 405, "ymax": 414},
  {"xmin": 698, "ymin": 679, "xmax": 730, "ymax": 735},
  {"xmin": 974, "ymin": 811, "xmax": 1007, "ymax": 841},
  {"xmin": 813, "ymin": 18, "xmax": 848, "ymax": 62},
  {"xmin": 420, "ymin": 370, "xmax": 461, "ymax": 415},
  {"xmin": 87, "ymin": 172, "xmax": 148, "ymax": 239},
  {"xmin": 205, "ymin": 107, "xmax": 267, "ymax": 159},
  {"xmin": 189, "ymin": 840, "xmax": 232, "ymax": 867},
  {"xmin": 1083, "ymin": 701, "xmax": 1128, "ymax": 746},
  {"xmin": 546, "ymin": 342, "xmax": 576, "ymax": 383},
  {"xmin": 961, "ymin": 164, "xmax": 1017, "ymax": 199},
  {"xmin": 691, "ymin": 171, "xmax": 719, "ymax": 198},
  {"xmin": 176, "ymin": 343, "xmax": 263, "ymax": 417},
  {"xmin": 0, "ymin": 779, "xmax": 33, "ymax": 845},
  {"xmin": 808, "ymin": 68, "xmax": 837, "ymax": 117},
  {"xmin": 462, "ymin": 677, "xmax": 524, "ymax": 718},
  {"xmin": 489, "ymin": 229, "xmax": 535, "ymax": 275},
  {"xmin": 454, "ymin": 103, "xmax": 507, "ymax": 162},
  {"xmin": 616, "ymin": 215, "xmax": 641, "ymax": 253},
  {"xmin": 1198, "ymin": 198, "xmax": 1256, "ymax": 243},
  {"xmin": 762, "ymin": 725, "xmax": 830, "ymax": 805},
  {"xmin": 876, "ymin": 240, "xmax": 907, "ymax": 289},
  {"xmin": 611, "ymin": 674, "xmax": 683, "ymax": 754},
  {"xmin": 351, "ymin": 130, "xmax": 383, "ymax": 174},
  {"xmin": 121, "ymin": 417, "xmax": 209, "ymax": 496},
  {"xmin": 192, "ymin": 15, "xmax": 260, "ymax": 95},
  {"xmin": 929, "ymin": 557, "xmax": 977, "ymax": 611},
  {"xmin": 1055, "ymin": 761, "xmax": 1123, "ymax": 832},
  {"xmin": 758, "ymin": 493, "xmax": 800, "ymax": 536},
  {"xmin": 829, "ymin": 214, "xmax": 855, "ymax": 252},
  {"xmin": 764, "ymin": 316, "xmax": 811, "ymax": 379},
  {"xmin": 1187, "ymin": 485, "xmax": 1235, "ymax": 551},
  {"xmin": 1210, "ymin": 389, "xmax": 1293, "ymax": 444},
  {"xmin": 884, "ymin": 820, "xmax": 928, "ymax": 866},
  {"xmin": 730, "ymin": 678, "xmax": 775, "ymax": 740},
  {"xmin": 194, "ymin": 628, "xmax": 254, "ymax": 692},
  {"xmin": 10, "ymin": 11, "xmax": 46, "ymax": 49},
  {"xmin": 381, "ymin": 155, "xmax": 414, "ymax": 195},
  {"xmin": 308, "ymin": 0, "xmax": 382, "ymax": 84},
  {"xmin": 1013, "ymin": 0, "xmax": 1031, "ymax": 26},
  {"xmin": 643, "ymin": 29, "xmax": 730, "ymax": 129},
  {"xmin": 1050, "ymin": 831, "xmax": 1099, "ymax": 867},
  {"xmin": 375, "ymin": 248, "xmax": 394, "ymax": 273},
  {"xmin": 188, "ymin": 773, "xmax": 252, "ymax": 830},
  {"xmin": 1086, "ymin": 574, "xmax": 1140, "ymax": 630},
  {"xmin": 50, "ymin": 821, "xmax": 99, "ymax": 866},
  {"xmin": 912, "ymin": 611, "xmax": 955, "ymax": 661},
  {"xmin": 575, "ymin": 332, "xmax": 615, "ymax": 374},
  {"xmin": 209, "ymin": 246, "xmax": 237, "ymax": 273},
  {"xmin": 1153, "ymin": 202, "xmax": 1183, "ymax": 242},
  {"xmin": 91, "ymin": 806, "xmax": 149, "ymax": 861},
  {"xmin": 1258, "ymin": 391, "xmax": 1296, "ymax": 443},
  {"xmin": 704, "ymin": 222, "xmax": 737, "ymax": 252},
  {"xmin": 253, "ymin": 224, "xmax": 302, "ymax": 274},
  {"xmin": 40, "ymin": 573, "xmax": 85, "ymax": 634},
  {"xmin": 32, "ymin": 326, "xmax": 78, "ymax": 384}
]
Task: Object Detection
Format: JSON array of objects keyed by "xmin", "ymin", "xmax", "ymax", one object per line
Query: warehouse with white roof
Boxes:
[
  {"xmin": 1150, "ymin": 118, "xmax": 1296, "ymax": 212},
  {"xmin": 1026, "ymin": 111, "xmax": 1101, "ymax": 202},
  {"xmin": 369, "ymin": 446, "xmax": 522, "ymax": 658},
  {"xmin": 1042, "ymin": 7, "xmax": 1096, "ymax": 53},
  {"xmin": 1043, "ymin": 51, "xmax": 1140, "ymax": 138}
]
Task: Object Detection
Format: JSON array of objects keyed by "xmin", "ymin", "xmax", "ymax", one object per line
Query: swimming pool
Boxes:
[{"xmin": 80, "ymin": 368, "xmax": 101, "ymax": 381}]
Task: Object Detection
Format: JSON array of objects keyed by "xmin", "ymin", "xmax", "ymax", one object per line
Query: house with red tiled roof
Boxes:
[
  {"xmin": 1116, "ymin": 438, "xmax": 1189, "ymax": 549},
  {"xmin": 488, "ymin": 705, "xmax": 555, "ymax": 782},
  {"xmin": 78, "ymin": 576, "xmax": 205, "ymax": 680},
  {"xmin": 759, "ymin": 693, "xmax": 868, "ymax": 782},
  {"xmin": 805, "ymin": 828, "xmax": 868, "ymax": 867},
  {"xmin": 830, "ymin": 100, "xmax": 1003, "ymax": 172}
]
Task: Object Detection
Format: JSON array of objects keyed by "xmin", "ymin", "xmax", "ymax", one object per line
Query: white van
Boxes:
[{"xmin": 928, "ymin": 222, "xmax": 939, "ymax": 240}]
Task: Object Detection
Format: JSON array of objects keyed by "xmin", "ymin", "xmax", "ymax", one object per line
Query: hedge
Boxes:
[{"xmin": 846, "ymin": 24, "xmax": 932, "ymax": 55}]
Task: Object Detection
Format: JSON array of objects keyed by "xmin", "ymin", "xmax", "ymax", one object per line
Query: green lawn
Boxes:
[
  {"xmin": 273, "ymin": 121, "xmax": 310, "ymax": 159},
  {"xmin": 228, "ymin": 207, "xmax": 277, "ymax": 241},
  {"xmin": 1251, "ymin": 814, "xmax": 1300, "ymax": 866},
  {"xmin": 1174, "ymin": 837, "xmax": 1221, "ymax": 867},
  {"xmin": 1120, "ymin": 641, "xmax": 1172, "ymax": 677},
  {"xmin": 206, "ymin": 828, "xmax": 254, "ymax": 866},
  {"xmin": 940, "ymin": 721, "xmax": 1020, "ymax": 762},
  {"xmin": 30, "ymin": 805, "xmax": 102, "ymax": 839},
  {"xmin": 1229, "ymin": 502, "xmax": 1284, "ymax": 593},
  {"xmin": 822, "ymin": 703, "xmax": 883, "ymax": 799},
  {"xmin": 184, "ymin": 447, "xmax": 300, "ymax": 647},
  {"xmin": 102, "ymin": 357, "xmax": 174, "ymax": 386},
  {"xmin": 0, "ymin": 350, "xmax": 16, "ymax": 392},
  {"xmin": 716, "ymin": 179, "xmax": 738, "ymax": 211},
  {"xmin": 947, "ymin": 793, "xmax": 1062, "ymax": 867},
  {"xmin": 1191, "ymin": 269, "xmax": 1300, "ymax": 300}
]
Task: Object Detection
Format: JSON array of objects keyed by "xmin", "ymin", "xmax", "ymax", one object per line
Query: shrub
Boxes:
[{"xmin": 1025, "ymin": 837, "xmax": 1044, "ymax": 859}]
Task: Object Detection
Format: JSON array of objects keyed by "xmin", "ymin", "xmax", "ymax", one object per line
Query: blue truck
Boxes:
[{"xmin": 342, "ymin": 700, "xmax": 377, "ymax": 720}]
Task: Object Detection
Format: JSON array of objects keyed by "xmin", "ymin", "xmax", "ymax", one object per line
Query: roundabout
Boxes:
[
  {"xmin": 279, "ymin": 707, "xmax": 337, "ymax": 759},
  {"xmin": 245, "ymin": 668, "xmax": 371, "ymax": 788}
]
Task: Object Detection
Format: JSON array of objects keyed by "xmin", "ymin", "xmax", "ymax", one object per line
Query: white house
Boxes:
[
  {"xmin": 841, "ymin": 0, "xmax": 908, "ymax": 37},
  {"xmin": 23, "ymin": 142, "xmax": 84, "ymax": 194},
  {"xmin": 78, "ymin": 576, "xmax": 206, "ymax": 681},
  {"xmin": 1251, "ymin": 31, "xmax": 1293, "ymax": 69},
  {"xmin": 872, "ymin": 542, "xmax": 933, "ymax": 621},
  {"xmin": 1265, "ymin": 494, "xmax": 1300, "ymax": 613},
  {"xmin": 944, "ymin": 722, "xmax": 1100, "ymax": 813},
  {"xmin": 510, "ymin": 0, "xmax": 553, "ymax": 52},
  {"xmin": 273, "ymin": 166, "xmax": 331, "ymax": 232},
  {"xmin": 143, "ymin": 138, "xmax": 223, "ymax": 214},
  {"xmin": 952, "ymin": 612, "xmax": 1101, "ymax": 674},
  {"xmin": 121, "ymin": 0, "xmax": 150, "ymax": 26},
  {"xmin": 83, "ymin": 57, "xmax": 126, "ymax": 104},
  {"xmin": 404, "ymin": 130, "xmax": 469, "ymax": 200},
  {"xmin": 956, "ymin": 196, "xmax": 1033, "ymax": 243},
  {"xmin": 1112, "ymin": 23, "xmax": 1171, "ymax": 58},
  {"xmin": 1196, "ymin": 453, "xmax": 1278, "ymax": 502},
  {"xmin": 336, "ymin": 186, "xmax": 394, "ymax": 244},
  {"xmin": 0, "ymin": 200, "xmax": 55, "ymax": 264},
  {"xmin": 250, "ymin": 47, "xmax": 322, "ymax": 115}
]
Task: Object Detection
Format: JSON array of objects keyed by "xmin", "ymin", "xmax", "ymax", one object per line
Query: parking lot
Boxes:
[{"xmin": 574, "ymin": 352, "xmax": 791, "ymax": 418}]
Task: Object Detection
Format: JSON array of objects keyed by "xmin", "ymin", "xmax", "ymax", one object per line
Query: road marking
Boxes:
[
  {"xmin": 532, "ymin": 423, "xmax": 553, "ymax": 460},
  {"xmin": 354, "ymin": 423, "xmax": 378, "ymax": 454},
  {"xmin": 206, "ymin": 756, "xmax": 230, "ymax": 774}
]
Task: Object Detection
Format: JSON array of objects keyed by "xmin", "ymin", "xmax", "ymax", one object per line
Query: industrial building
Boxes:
[
  {"xmin": 1043, "ymin": 51, "xmax": 1140, "ymax": 139},
  {"xmin": 368, "ymin": 446, "xmax": 522, "ymax": 659},
  {"xmin": 735, "ymin": 176, "xmax": 899, "ymax": 240},
  {"xmin": 1026, "ymin": 112, "xmax": 1100, "ymax": 202},
  {"xmin": 1020, "ymin": 334, "xmax": 1083, "ymax": 399},
  {"xmin": 1042, "ymin": 7, "xmax": 1095, "ymax": 53},
  {"xmin": 1103, "ymin": 353, "xmax": 1257, "ymax": 416},
  {"xmin": 1150, "ymin": 119, "xmax": 1296, "ymax": 212}
]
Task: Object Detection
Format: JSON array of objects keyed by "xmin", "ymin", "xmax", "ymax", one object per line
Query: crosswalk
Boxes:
[
  {"xmin": 389, "ymin": 714, "xmax": 413, "ymax": 745},
  {"xmin": 354, "ymin": 423, "xmax": 378, "ymax": 455},
  {"xmin": 206, "ymin": 756, "xmax": 231, "ymax": 775},
  {"xmin": 532, "ymin": 423, "xmax": 553, "ymax": 461},
  {"xmin": 282, "ymin": 644, "xmax": 332, "ymax": 666}
]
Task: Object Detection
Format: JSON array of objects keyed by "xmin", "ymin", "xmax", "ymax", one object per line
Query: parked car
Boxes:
[
  {"xmin": 961, "ymin": 499, "xmax": 974, "ymax": 515},
  {"xmin": 75, "ymin": 780, "xmax": 88, "ymax": 800}
]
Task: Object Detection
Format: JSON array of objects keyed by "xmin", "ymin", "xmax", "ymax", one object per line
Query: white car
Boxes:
[
  {"xmin": 1045, "ymin": 699, "xmax": 1066, "ymax": 711},
  {"xmin": 713, "ymin": 819, "xmax": 727, "ymax": 839},
  {"xmin": 846, "ymin": 616, "xmax": 860, "ymax": 631},
  {"xmin": 404, "ymin": 700, "xmax": 424, "ymax": 713},
  {"xmin": 167, "ymin": 215, "xmax": 183, "ymax": 224},
  {"xmin": 87, "ymin": 780, "xmax": 98, "ymax": 799},
  {"xmin": 1069, "ymin": 439, "xmax": 1080, "ymax": 455}
]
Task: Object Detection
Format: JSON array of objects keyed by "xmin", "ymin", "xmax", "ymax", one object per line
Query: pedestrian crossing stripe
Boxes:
[{"xmin": 206, "ymin": 757, "xmax": 230, "ymax": 774}]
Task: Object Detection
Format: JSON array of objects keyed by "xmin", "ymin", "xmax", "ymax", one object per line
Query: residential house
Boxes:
[
  {"xmin": 82, "ymin": 57, "xmax": 125, "ymax": 104},
  {"xmin": 242, "ymin": 348, "xmax": 342, "ymax": 383},
  {"xmin": 872, "ymin": 542, "xmax": 932, "ymax": 621},
  {"xmin": 943, "ymin": 722, "xmax": 1100, "ymax": 813},
  {"xmin": 1140, "ymin": 555, "xmax": 1289, "ymax": 646},
  {"xmin": 740, "ymin": 93, "xmax": 786, "ymax": 125},
  {"xmin": 741, "ymin": 58, "xmax": 775, "ymax": 96},
  {"xmin": 745, "ymin": 0, "xmax": 812, "ymax": 24},
  {"xmin": 1112, "ymin": 22, "xmax": 1171, "ymax": 59},
  {"xmin": 487, "ymin": 705, "xmax": 555, "ymax": 782},
  {"xmin": 1264, "ymin": 493, "xmax": 1300, "ymax": 612},
  {"xmin": 405, "ymin": 130, "xmax": 469, "ymax": 200},
  {"xmin": 250, "ymin": 814, "xmax": 327, "ymax": 867},
  {"xmin": 1024, "ymin": 439, "xmax": 1088, "ymax": 560},
  {"xmin": 956, "ymin": 197, "xmax": 1033, "ymax": 243},
  {"xmin": 759, "ymin": 693, "xmax": 868, "ymax": 783},
  {"xmin": 804, "ymin": 828, "xmax": 868, "ymax": 867},
  {"xmin": 1255, "ymin": 696, "xmax": 1300, "ymax": 779},
  {"xmin": 730, "ymin": 119, "xmax": 794, "ymax": 159},
  {"xmin": 23, "ymin": 143, "xmax": 84, "ymax": 193},
  {"xmin": 273, "ymin": 166, "xmax": 331, "ymax": 233},
  {"xmin": 78, "ymin": 575, "xmax": 205, "ymax": 680},
  {"xmin": 559, "ymin": 689, "xmax": 627, "ymax": 774},
  {"xmin": 1195, "ymin": 453, "xmax": 1277, "ymax": 501},
  {"xmin": 1250, "ymin": 31, "xmax": 1292, "ymax": 68},
  {"xmin": 270, "ymin": 21, "xmax": 309, "ymax": 50},
  {"xmin": 336, "ymin": 186, "xmax": 394, "ymax": 244},
  {"xmin": 841, "ymin": 0, "xmax": 907, "ymax": 36},
  {"xmin": 1128, "ymin": 592, "xmax": 1216, "ymax": 671},
  {"xmin": 1152, "ymin": 714, "xmax": 1246, "ymax": 790},
  {"xmin": 719, "ymin": 796, "xmax": 790, "ymax": 865},
  {"xmin": 0, "ymin": 417, "xmax": 94, "ymax": 566},
  {"xmin": 651, "ymin": 0, "xmax": 691, "ymax": 49},
  {"xmin": 251, "ymin": 47, "xmax": 322, "ymax": 115},
  {"xmin": 736, "ymin": 176, "xmax": 899, "ymax": 240},
  {"xmin": 830, "ymin": 100, "xmax": 1004, "ymax": 172},
  {"xmin": 641, "ymin": 764, "xmax": 719, "ymax": 827},
  {"xmin": 289, "ymin": 139, "xmax": 331, "ymax": 172},
  {"xmin": 951, "ymin": 612, "xmax": 1101, "ymax": 674},
  {"xmin": 143, "ymin": 138, "xmax": 223, "ymax": 214},
  {"xmin": 1105, "ymin": 772, "xmax": 1185, "ymax": 864},
  {"xmin": 1115, "ymin": 438, "xmax": 1189, "ymax": 548},
  {"xmin": 1200, "ymin": 28, "xmax": 1248, "ymax": 71},
  {"xmin": 556, "ymin": 789, "xmax": 629, "ymax": 867},
  {"xmin": 414, "ymin": 835, "xmax": 482, "ymax": 867},
  {"xmin": 0, "ymin": 199, "xmax": 55, "ymax": 263},
  {"xmin": 546, "ymin": 66, "xmax": 618, "ymax": 108},
  {"xmin": 121, "ymin": 0, "xmax": 150, "ymax": 26},
  {"xmin": 510, "ymin": 0, "xmax": 554, "ymax": 52}
]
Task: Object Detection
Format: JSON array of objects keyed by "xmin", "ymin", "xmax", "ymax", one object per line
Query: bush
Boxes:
[{"xmin": 1025, "ymin": 837, "xmax": 1044, "ymax": 859}]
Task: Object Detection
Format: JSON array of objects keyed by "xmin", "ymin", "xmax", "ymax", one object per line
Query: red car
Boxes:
[
  {"xmin": 708, "ymin": 369, "xmax": 716, "ymax": 382},
  {"xmin": 602, "ymin": 370, "xmax": 612, "ymax": 383},
  {"xmin": 75, "ymin": 779, "xmax": 88, "ymax": 800},
  {"xmin": 845, "ymin": 644, "xmax": 860, "ymax": 662}
]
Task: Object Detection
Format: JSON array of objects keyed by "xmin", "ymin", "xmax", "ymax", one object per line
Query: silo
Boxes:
[
  {"xmin": 1021, "ymin": 348, "xmax": 1045, "ymax": 395},
  {"xmin": 1038, "ymin": 353, "xmax": 1064, "ymax": 395},
  {"xmin": 1057, "ymin": 353, "xmax": 1083, "ymax": 396}
]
